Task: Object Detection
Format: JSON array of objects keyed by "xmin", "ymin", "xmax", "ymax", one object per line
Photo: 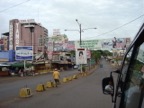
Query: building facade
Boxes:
[{"xmin": 9, "ymin": 19, "xmax": 48, "ymax": 53}]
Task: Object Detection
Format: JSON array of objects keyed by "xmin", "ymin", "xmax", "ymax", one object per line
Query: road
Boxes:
[{"xmin": 0, "ymin": 59, "xmax": 116, "ymax": 108}]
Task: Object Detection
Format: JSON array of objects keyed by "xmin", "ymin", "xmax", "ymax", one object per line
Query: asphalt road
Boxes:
[{"xmin": 0, "ymin": 59, "xmax": 116, "ymax": 108}]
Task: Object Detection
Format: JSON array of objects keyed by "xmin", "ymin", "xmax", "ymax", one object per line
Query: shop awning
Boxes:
[
  {"xmin": 0, "ymin": 63, "xmax": 10, "ymax": 67},
  {"xmin": 11, "ymin": 62, "xmax": 33, "ymax": 67}
]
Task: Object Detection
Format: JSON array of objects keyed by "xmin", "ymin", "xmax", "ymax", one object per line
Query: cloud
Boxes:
[{"xmin": 0, "ymin": 0, "xmax": 143, "ymax": 41}]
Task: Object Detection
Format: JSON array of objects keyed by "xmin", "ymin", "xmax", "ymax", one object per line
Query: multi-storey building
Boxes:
[
  {"xmin": 9, "ymin": 19, "xmax": 48, "ymax": 53},
  {"xmin": 0, "ymin": 35, "xmax": 8, "ymax": 51}
]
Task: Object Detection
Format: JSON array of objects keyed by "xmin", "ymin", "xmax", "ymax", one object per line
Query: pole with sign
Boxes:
[
  {"xmin": 76, "ymin": 48, "xmax": 87, "ymax": 73},
  {"xmin": 15, "ymin": 46, "xmax": 33, "ymax": 71}
]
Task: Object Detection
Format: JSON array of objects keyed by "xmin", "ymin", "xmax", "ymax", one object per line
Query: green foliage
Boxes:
[
  {"xmin": 102, "ymin": 50, "xmax": 113, "ymax": 56},
  {"xmin": 82, "ymin": 66, "xmax": 86, "ymax": 72},
  {"xmin": 133, "ymin": 60, "xmax": 144, "ymax": 71},
  {"xmin": 91, "ymin": 50, "xmax": 102, "ymax": 63},
  {"xmin": 70, "ymin": 51, "xmax": 75, "ymax": 56}
]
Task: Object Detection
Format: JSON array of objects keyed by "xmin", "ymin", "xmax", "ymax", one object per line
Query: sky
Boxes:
[{"xmin": 0, "ymin": 0, "xmax": 144, "ymax": 41}]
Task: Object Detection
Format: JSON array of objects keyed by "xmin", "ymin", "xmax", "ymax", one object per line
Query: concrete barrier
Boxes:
[
  {"xmin": 73, "ymin": 75, "xmax": 78, "ymax": 79},
  {"xmin": 19, "ymin": 88, "xmax": 32, "ymax": 98},
  {"xmin": 62, "ymin": 77, "xmax": 68, "ymax": 83},
  {"xmin": 36, "ymin": 84, "xmax": 46, "ymax": 92},
  {"xmin": 46, "ymin": 81, "xmax": 55, "ymax": 88}
]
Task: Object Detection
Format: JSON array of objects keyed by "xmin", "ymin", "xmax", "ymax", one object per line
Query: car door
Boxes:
[{"xmin": 115, "ymin": 23, "xmax": 144, "ymax": 108}]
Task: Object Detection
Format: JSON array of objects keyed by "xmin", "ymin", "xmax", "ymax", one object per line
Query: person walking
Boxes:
[{"xmin": 53, "ymin": 68, "xmax": 60, "ymax": 87}]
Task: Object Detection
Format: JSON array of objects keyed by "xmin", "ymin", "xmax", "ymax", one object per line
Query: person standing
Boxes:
[{"xmin": 53, "ymin": 68, "xmax": 60, "ymax": 87}]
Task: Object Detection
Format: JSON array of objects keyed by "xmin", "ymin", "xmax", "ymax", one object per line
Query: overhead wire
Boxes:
[
  {"xmin": 84, "ymin": 14, "xmax": 144, "ymax": 40},
  {"xmin": 0, "ymin": 0, "xmax": 31, "ymax": 13}
]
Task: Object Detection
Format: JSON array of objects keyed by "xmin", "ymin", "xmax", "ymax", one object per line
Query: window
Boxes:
[{"xmin": 122, "ymin": 42, "xmax": 144, "ymax": 108}]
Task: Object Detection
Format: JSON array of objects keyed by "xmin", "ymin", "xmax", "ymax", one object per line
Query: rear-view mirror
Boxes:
[{"xmin": 102, "ymin": 76, "xmax": 114, "ymax": 95}]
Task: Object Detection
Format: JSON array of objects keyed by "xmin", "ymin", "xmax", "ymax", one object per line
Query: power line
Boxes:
[
  {"xmin": 85, "ymin": 14, "xmax": 144, "ymax": 40},
  {"xmin": 0, "ymin": 0, "xmax": 31, "ymax": 13}
]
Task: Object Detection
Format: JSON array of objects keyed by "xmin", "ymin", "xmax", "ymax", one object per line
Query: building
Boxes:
[
  {"xmin": 8, "ymin": 19, "xmax": 48, "ymax": 53},
  {"xmin": 0, "ymin": 34, "xmax": 9, "ymax": 51}
]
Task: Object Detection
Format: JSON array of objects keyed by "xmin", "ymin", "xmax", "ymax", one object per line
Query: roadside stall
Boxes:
[
  {"xmin": 10, "ymin": 61, "xmax": 33, "ymax": 76},
  {"xmin": 0, "ymin": 63, "xmax": 10, "ymax": 76},
  {"xmin": 33, "ymin": 60, "xmax": 51, "ymax": 74}
]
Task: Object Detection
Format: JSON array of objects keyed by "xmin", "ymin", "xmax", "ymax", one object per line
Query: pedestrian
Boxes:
[{"xmin": 53, "ymin": 68, "xmax": 60, "ymax": 87}]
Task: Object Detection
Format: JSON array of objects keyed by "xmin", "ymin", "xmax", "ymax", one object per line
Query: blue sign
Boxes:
[{"xmin": 15, "ymin": 46, "xmax": 33, "ymax": 60}]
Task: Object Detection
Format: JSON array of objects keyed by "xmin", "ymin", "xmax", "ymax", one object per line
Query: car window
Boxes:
[
  {"xmin": 115, "ymin": 47, "xmax": 133, "ymax": 108},
  {"xmin": 122, "ymin": 43, "xmax": 144, "ymax": 108}
]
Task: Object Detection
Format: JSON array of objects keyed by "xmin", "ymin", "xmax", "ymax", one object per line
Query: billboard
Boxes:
[
  {"xmin": 9, "ymin": 22, "xmax": 14, "ymax": 50},
  {"xmin": 101, "ymin": 37, "xmax": 131, "ymax": 50},
  {"xmin": 76, "ymin": 48, "xmax": 87, "ymax": 64},
  {"xmin": 75, "ymin": 40, "xmax": 101, "ymax": 50},
  {"xmin": 15, "ymin": 46, "xmax": 33, "ymax": 60}
]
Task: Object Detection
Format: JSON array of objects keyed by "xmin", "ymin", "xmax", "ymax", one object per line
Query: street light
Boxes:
[
  {"xmin": 65, "ymin": 19, "xmax": 97, "ymax": 73},
  {"xmin": 65, "ymin": 19, "xmax": 97, "ymax": 46}
]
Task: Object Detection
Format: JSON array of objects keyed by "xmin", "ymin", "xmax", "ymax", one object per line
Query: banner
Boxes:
[
  {"xmin": 76, "ymin": 48, "xmax": 87, "ymax": 64},
  {"xmin": 15, "ymin": 46, "xmax": 33, "ymax": 60},
  {"xmin": 75, "ymin": 40, "xmax": 101, "ymax": 50}
]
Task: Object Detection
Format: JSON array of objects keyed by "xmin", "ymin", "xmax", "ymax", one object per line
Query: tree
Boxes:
[{"xmin": 91, "ymin": 50, "xmax": 102, "ymax": 63}]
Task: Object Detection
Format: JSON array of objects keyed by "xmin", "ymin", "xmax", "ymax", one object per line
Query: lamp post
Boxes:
[
  {"xmin": 75, "ymin": 19, "xmax": 82, "ymax": 45},
  {"xmin": 65, "ymin": 19, "xmax": 97, "ymax": 73},
  {"xmin": 65, "ymin": 19, "xmax": 97, "ymax": 46}
]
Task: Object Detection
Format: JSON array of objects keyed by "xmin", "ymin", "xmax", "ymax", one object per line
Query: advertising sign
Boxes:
[
  {"xmin": 9, "ymin": 22, "xmax": 14, "ymax": 50},
  {"xmin": 76, "ymin": 48, "xmax": 87, "ymax": 64},
  {"xmin": 101, "ymin": 37, "xmax": 131, "ymax": 50},
  {"xmin": 75, "ymin": 40, "xmax": 101, "ymax": 50},
  {"xmin": 15, "ymin": 22, "xmax": 20, "ymax": 47},
  {"xmin": 15, "ymin": 46, "xmax": 33, "ymax": 60},
  {"xmin": 87, "ymin": 50, "xmax": 91, "ymax": 59}
]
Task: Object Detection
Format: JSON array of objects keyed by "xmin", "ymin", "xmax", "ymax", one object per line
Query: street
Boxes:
[{"xmin": 0, "ymin": 59, "xmax": 116, "ymax": 108}]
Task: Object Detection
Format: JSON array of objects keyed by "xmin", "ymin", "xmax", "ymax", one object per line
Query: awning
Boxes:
[
  {"xmin": 11, "ymin": 62, "xmax": 33, "ymax": 67},
  {"xmin": 0, "ymin": 63, "xmax": 10, "ymax": 67}
]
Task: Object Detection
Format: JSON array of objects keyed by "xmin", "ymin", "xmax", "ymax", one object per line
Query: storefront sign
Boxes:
[
  {"xmin": 15, "ymin": 46, "xmax": 33, "ymax": 60},
  {"xmin": 15, "ymin": 23, "xmax": 19, "ymax": 47},
  {"xmin": 19, "ymin": 19, "xmax": 35, "ymax": 24},
  {"xmin": 9, "ymin": 22, "xmax": 14, "ymax": 50}
]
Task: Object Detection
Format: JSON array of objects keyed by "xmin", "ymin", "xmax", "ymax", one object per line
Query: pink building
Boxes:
[{"xmin": 9, "ymin": 19, "xmax": 48, "ymax": 53}]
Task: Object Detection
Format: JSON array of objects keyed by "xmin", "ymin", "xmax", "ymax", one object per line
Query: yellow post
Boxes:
[
  {"xmin": 68, "ymin": 76, "xmax": 72, "ymax": 81},
  {"xmin": 63, "ymin": 77, "xmax": 68, "ymax": 83},
  {"xmin": 19, "ymin": 88, "xmax": 32, "ymax": 98},
  {"xmin": 73, "ymin": 75, "xmax": 78, "ymax": 79},
  {"xmin": 46, "ymin": 81, "xmax": 55, "ymax": 88},
  {"xmin": 36, "ymin": 84, "xmax": 45, "ymax": 92}
]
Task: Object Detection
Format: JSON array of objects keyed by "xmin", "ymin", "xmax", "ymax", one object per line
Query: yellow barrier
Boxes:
[
  {"xmin": 46, "ymin": 81, "xmax": 55, "ymax": 88},
  {"xmin": 19, "ymin": 88, "xmax": 32, "ymax": 98},
  {"xmin": 62, "ymin": 77, "xmax": 68, "ymax": 83},
  {"xmin": 73, "ymin": 75, "xmax": 78, "ymax": 79},
  {"xmin": 36, "ymin": 84, "xmax": 46, "ymax": 92},
  {"xmin": 68, "ymin": 76, "xmax": 72, "ymax": 81}
]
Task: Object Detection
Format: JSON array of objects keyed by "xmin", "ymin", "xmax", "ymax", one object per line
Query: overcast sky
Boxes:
[{"xmin": 0, "ymin": 0, "xmax": 144, "ymax": 41}]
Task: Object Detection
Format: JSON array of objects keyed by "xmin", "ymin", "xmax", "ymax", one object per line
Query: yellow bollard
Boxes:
[
  {"xmin": 68, "ymin": 76, "xmax": 72, "ymax": 81},
  {"xmin": 84, "ymin": 72, "xmax": 87, "ymax": 76},
  {"xmin": 46, "ymin": 82, "xmax": 52, "ymax": 88},
  {"xmin": 63, "ymin": 77, "xmax": 68, "ymax": 83},
  {"xmin": 73, "ymin": 75, "xmax": 78, "ymax": 79},
  {"xmin": 36, "ymin": 84, "xmax": 45, "ymax": 92},
  {"xmin": 19, "ymin": 88, "xmax": 32, "ymax": 98},
  {"xmin": 46, "ymin": 81, "xmax": 55, "ymax": 88}
]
